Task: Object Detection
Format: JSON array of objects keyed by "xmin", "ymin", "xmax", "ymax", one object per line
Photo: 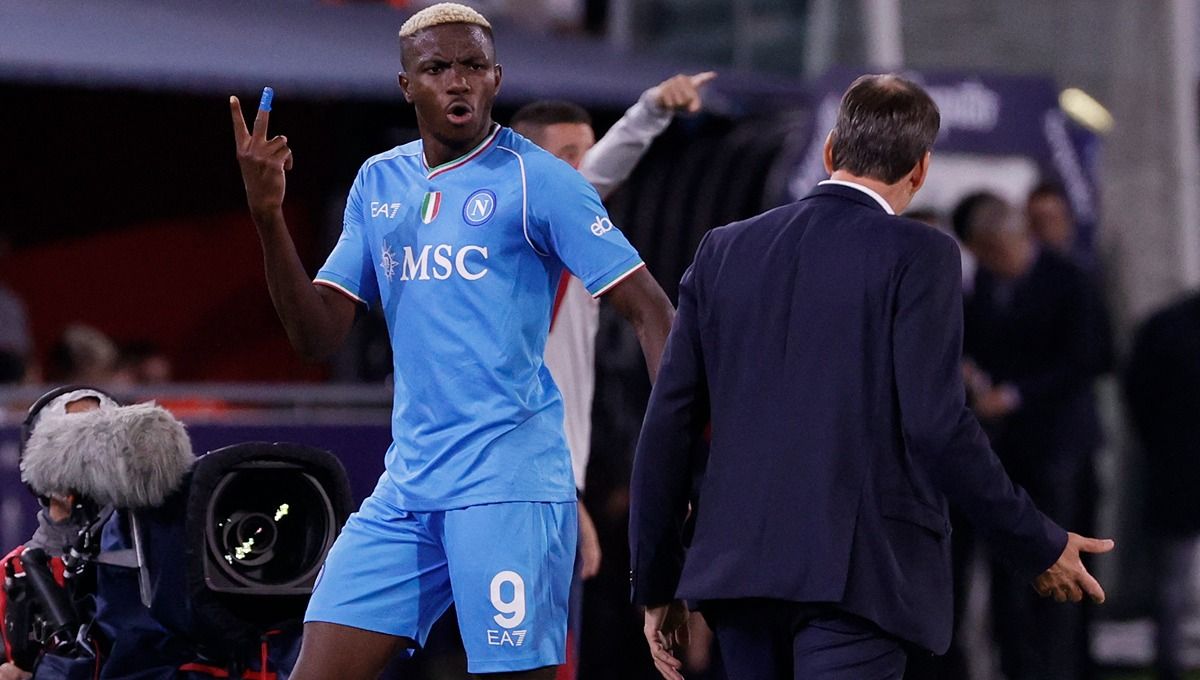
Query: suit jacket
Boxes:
[
  {"xmin": 963, "ymin": 249, "xmax": 1112, "ymax": 486},
  {"xmin": 629, "ymin": 183, "xmax": 1067, "ymax": 654},
  {"xmin": 1124, "ymin": 292, "xmax": 1200, "ymax": 534}
]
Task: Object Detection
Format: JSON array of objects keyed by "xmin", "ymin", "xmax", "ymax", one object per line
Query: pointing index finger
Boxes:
[
  {"xmin": 690, "ymin": 71, "xmax": 718, "ymax": 87},
  {"xmin": 229, "ymin": 96, "xmax": 250, "ymax": 146}
]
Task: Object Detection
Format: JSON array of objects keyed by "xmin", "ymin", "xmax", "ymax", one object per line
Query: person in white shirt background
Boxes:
[{"xmin": 510, "ymin": 70, "xmax": 716, "ymax": 679}]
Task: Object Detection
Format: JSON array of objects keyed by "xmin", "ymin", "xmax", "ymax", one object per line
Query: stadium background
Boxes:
[{"xmin": 2, "ymin": 1, "xmax": 1198, "ymax": 678}]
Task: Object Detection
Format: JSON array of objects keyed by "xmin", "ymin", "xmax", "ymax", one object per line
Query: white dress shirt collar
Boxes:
[{"xmin": 817, "ymin": 179, "xmax": 895, "ymax": 215}]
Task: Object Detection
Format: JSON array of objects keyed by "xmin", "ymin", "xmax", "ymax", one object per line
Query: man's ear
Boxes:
[
  {"xmin": 493, "ymin": 63, "xmax": 503, "ymax": 95},
  {"xmin": 398, "ymin": 72, "xmax": 413, "ymax": 103},
  {"xmin": 909, "ymin": 150, "xmax": 932, "ymax": 194},
  {"xmin": 822, "ymin": 131, "xmax": 835, "ymax": 175}
]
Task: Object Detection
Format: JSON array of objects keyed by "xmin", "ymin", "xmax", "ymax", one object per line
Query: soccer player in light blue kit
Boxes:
[{"xmin": 228, "ymin": 3, "xmax": 674, "ymax": 679}]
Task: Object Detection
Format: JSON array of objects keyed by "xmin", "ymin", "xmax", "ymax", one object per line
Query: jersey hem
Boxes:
[
  {"xmin": 466, "ymin": 654, "xmax": 566, "ymax": 675},
  {"xmin": 589, "ymin": 259, "xmax": 646, "ymax": 297},
  {"xmin": 374, "ymin": 490, "xmax": 578, "ymax": 513}
]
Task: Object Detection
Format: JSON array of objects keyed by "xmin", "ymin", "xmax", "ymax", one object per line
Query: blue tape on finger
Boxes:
[{"xmin": 259, "ymin": 87, "xmax": 274, "ymax": 112}]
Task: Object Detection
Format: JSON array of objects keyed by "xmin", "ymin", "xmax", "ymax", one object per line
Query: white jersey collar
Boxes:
[{"xmin": 818, "ymin": 179, "xmax": 895, "ymax": 215}]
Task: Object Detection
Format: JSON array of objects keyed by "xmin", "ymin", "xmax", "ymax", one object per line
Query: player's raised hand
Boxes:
[
  {"xmin": 651, "ymin": 71, "xmax": 717, "ymax": 114},
  {"xmin": 230, "ymin": 87, "xmax": 294, "ymax": 225},
  {"xmin": 1033, "ymin": 532, "xmax": 1114, "ymax": 603}
]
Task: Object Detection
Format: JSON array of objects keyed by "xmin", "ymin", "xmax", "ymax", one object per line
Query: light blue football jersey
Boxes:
[{"xmin": 315, "ymin": 125, "xmax": 644, "ymax": 510}]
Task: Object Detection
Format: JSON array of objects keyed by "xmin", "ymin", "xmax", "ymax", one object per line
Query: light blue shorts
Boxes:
[{"xmin": 305, "ymin": 493, "xmax": 577, "ymax": 674}]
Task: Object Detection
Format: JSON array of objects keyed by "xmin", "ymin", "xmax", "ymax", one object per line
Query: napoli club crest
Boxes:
[{"xmin": 463, "ymin": 189, "xmax": 497, "ymax": 226}]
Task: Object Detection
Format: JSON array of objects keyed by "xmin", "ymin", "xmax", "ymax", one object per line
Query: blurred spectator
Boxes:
[
  {"xmin": 908, "ymin": 207, "xmax": 975, "ymax": 293},
  {"xmin": 903, "ymin": 210, "xmax": 974, "ymax": 680},
  {"xmin": 1026, "ymin": 181, "xmax": 1078, "ymax": 258},
  {"xmin": 0, "ymin": 237, "xmax": 33, "ymax": 383},
  {"xmin": 1123, "ymin": 291, "xmax": 1200, "ymax": 680},
  {"xmin": 954, "ymin": 191, "xmax": 1112, "ymax": 680},
  {"xmin": 114, "ymin": 342, "xmax": 173, "ymax": 385},
  {"xmin": 903, "ymin": 206, "xmax": 975, "ymax": 680},
  {"xmin": 48, "ymin": 324, "xmax": 119, "ymax": 384}
]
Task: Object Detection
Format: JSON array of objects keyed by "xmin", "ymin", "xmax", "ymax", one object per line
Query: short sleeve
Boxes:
[
  {"xmin": 314, "ymin": 170, "xmax": 380, "ymax": 308},
  {"xmin": 527, "ymin": 161, "xmax": 644, "ymax": 298}
]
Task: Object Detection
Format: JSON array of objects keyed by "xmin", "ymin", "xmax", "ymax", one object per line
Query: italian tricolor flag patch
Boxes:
[{"xmin": 421, "ymin": 191, "xmax": 442, "ymax": 224}]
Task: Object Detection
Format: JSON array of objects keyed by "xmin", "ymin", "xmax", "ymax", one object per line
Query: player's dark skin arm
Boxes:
[
  {"xmin": 605, "ymin": 268, "xmax": 676, "ymax": 382},
  {"xmin": 230, "ymin": 95, "xmax": 357, "ymax": 361}
]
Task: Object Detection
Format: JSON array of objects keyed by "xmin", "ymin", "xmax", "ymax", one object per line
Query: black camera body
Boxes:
[{"xmin": 184, "ymin": 442, "xmax": 353, "ymax": 647}]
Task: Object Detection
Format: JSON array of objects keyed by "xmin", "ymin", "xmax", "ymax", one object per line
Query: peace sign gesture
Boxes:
[{"xmin": 230, "ymin": 87, "xmax": 293, "ymax": 224}]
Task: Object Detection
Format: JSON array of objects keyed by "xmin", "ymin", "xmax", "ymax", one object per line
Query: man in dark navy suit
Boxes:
[{"xmin": 628, "ymin": 75, "xmax": 1114, "ymax": 680}]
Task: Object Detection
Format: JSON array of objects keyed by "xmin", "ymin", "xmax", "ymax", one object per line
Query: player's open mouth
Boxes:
[{"xmin": 446, "ymin": 103, "xmax": 474, "ymax": 125}]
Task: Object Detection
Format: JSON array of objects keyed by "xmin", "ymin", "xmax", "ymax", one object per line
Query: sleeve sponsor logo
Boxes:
[{"xmin": 590, "ymin": 216, "xmax": 615, "ymax": 237}]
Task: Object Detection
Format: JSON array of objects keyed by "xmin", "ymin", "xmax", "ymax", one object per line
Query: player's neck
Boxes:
[{"xmin": 422, "ymin": 123, "xmax": 497, "ymax": 170}]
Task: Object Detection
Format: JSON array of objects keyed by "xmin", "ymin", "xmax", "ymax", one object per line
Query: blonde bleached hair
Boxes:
[{"xmin": 399, "ymin": 3, "xmax": 492, "ymax": 39}]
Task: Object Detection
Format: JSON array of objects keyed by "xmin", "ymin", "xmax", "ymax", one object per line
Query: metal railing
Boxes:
[{"xmin": 0, "ymin": 383, "xmax": 394, "ymax": 424}]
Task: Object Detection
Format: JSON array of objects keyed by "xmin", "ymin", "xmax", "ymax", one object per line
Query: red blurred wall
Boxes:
[{"xmin": 6, "ymin": 212, "xmax": 328, "ymax": 382}]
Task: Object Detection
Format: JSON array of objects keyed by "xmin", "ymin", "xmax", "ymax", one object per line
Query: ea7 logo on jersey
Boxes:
[
  {"xmin": 370, "ymin": 201, "xmax": 403, "ymax": 219},
  {"xmin": 590, "ymin": 216, "xmax": 615, "ymax": 237},
  {"xmin": 487, "ymin": 629, "xmax": 527, "ymax": 647}
]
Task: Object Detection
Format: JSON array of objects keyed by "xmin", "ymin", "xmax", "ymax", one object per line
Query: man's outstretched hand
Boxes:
[
  {"xmin": 644, "ymin": 600, "xmax": 690, "ymax": 680},
  {"xmin": 651, "ymin": 72, "xmax": 717, "ymax": 114},
  {"xmin": 1034, "ymin": 532, "xmax": 1115, "ymax": 603},
  {"xmin": 230, "ymin": 88, "xmax": 293, "ymax": 225}
]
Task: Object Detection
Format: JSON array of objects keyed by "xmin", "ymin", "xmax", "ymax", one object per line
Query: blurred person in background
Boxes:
[
  {"xmin": 1026, "ymin": 182, "xmax": 1087, "ymax": 265},
  {"xmin": 510, "ymin": 70, "xmax": 716, "ymax": 680},
  {"xmin": 906, "ymin": 207, "xmax": 975, "ymax": 294},
  {"xmin": 902, "ymin": 208, "xmax": 978, "ymax": 680},
  {"xmin": 47, "ymin": 324, "xmax": 119, "ymax": 385},
  {"xmin": 903, "ymin": 208, "xmax": 973, "ymax": 680},
  {"xmin": 114, "ymin": 342, "xmax": 173, "ymax": 385},
  {"xmin": 954, "ymin": 191, "xmax": 1112, "ymax": 680},
  {"xmin": 1123, "ymin": 291, "xmax": 1200, "ymax": 680},
  {"xmin": 0, "ymin": 236, "xmax": 33, "ymax": 384}
]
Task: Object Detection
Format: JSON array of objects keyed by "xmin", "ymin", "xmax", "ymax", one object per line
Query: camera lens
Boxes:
[
  {"xmin": 220, "ymin": 511, "xmax": 278, "ymax": 567},
  {"xmin": 205, "ymin": 467, "xmax": 335, "ymax": 589}
]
